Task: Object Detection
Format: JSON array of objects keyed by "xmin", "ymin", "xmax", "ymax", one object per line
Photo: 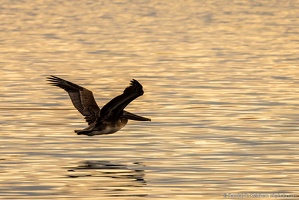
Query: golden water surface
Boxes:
[{"xmin": 1, "ymin": 0, "xmax": 299, "ymax": 199}]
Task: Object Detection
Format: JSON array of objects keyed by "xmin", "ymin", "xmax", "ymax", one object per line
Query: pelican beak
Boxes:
[{"xmin": 122, "ymin": 111, "xmax": 151, "ymax": 121}]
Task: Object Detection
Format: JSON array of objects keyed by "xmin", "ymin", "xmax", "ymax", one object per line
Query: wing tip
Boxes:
[
  {"xmin": 46, "ymin": 75, "xmax": 59, "ymax": 82},
  {"xmin": 130, "ymin": 79, "xmax": 143, "ymax": 91},
  {"xmin": 125, "ymin": 79, "xmax": 143, "ymax": 96},
  {"xmin": 46, "ymin": 75, "xmax": 61, "ymax": 80},
  {"xmin": 130, "ymin": 79, "xmax": 141, "ymax": 86}
]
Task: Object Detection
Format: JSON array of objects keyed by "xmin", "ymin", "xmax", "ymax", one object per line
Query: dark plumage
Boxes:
[{"xmin": 47, "ymin": 75, "xmax": 151, "ymax": 136}]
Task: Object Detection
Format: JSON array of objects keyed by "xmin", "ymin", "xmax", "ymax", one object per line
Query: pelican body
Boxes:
[{"xmin": 47, "ymin": 76, "xmax": 151, "ymax": 136}]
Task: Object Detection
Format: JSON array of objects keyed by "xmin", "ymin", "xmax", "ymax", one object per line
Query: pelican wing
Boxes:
[
  {"xmin": 47, "ymin": 75, "xmax": 100, "ymax": 124},
  {"xmin": 100, "ymin": 79, "xmax": 144, "ymax": 121}
]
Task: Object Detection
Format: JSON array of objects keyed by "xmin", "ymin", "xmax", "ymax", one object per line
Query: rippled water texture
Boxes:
[{"xmin": 1, "ymin": 0, "xmax": 299, "ymax": 199}]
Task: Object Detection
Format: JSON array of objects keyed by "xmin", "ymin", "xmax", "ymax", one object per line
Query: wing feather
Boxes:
[
  {"xmin": 100, "ymin": 79, "xmax": 144, "ymax": 121},
  {"xmin": 47, "ymin": 75, "xmax": 100, "ymax": 124}
]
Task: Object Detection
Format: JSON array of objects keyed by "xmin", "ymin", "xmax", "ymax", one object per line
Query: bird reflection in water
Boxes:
[{"xmin": 67, "ymin": 160, "xmax": 146, "ymax": 186}]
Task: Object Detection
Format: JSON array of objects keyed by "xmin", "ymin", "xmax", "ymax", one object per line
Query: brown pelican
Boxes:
[{"xmin": 47, "ymin": 75, "xmax": 151, "ymax": 136}]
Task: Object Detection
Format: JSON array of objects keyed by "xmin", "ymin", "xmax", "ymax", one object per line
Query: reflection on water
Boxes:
[
  {"xmin": 67, "ymin": 160, "xmax": 146, "ymax": 185},
  {"xmin": 66, "ymin": 160, "xmax": 147, "ymax": 197},
  {"xmin": 1, "ymin": 0, "xmax": 299, "ymax": 199}
]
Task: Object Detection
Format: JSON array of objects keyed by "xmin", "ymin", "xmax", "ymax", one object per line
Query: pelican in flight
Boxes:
[{"xmin": 47, "ymin": 75, "xmax": 151, "ymax": 136}]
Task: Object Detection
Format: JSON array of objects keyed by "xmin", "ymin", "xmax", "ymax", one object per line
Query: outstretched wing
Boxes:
[
  {"xmin": 100, "ymin": 79, "xmax": 144, "ymax": 121},
  {"xmin": 47, "ymin": 75, "xmax": 100, "ymax": 125}
]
